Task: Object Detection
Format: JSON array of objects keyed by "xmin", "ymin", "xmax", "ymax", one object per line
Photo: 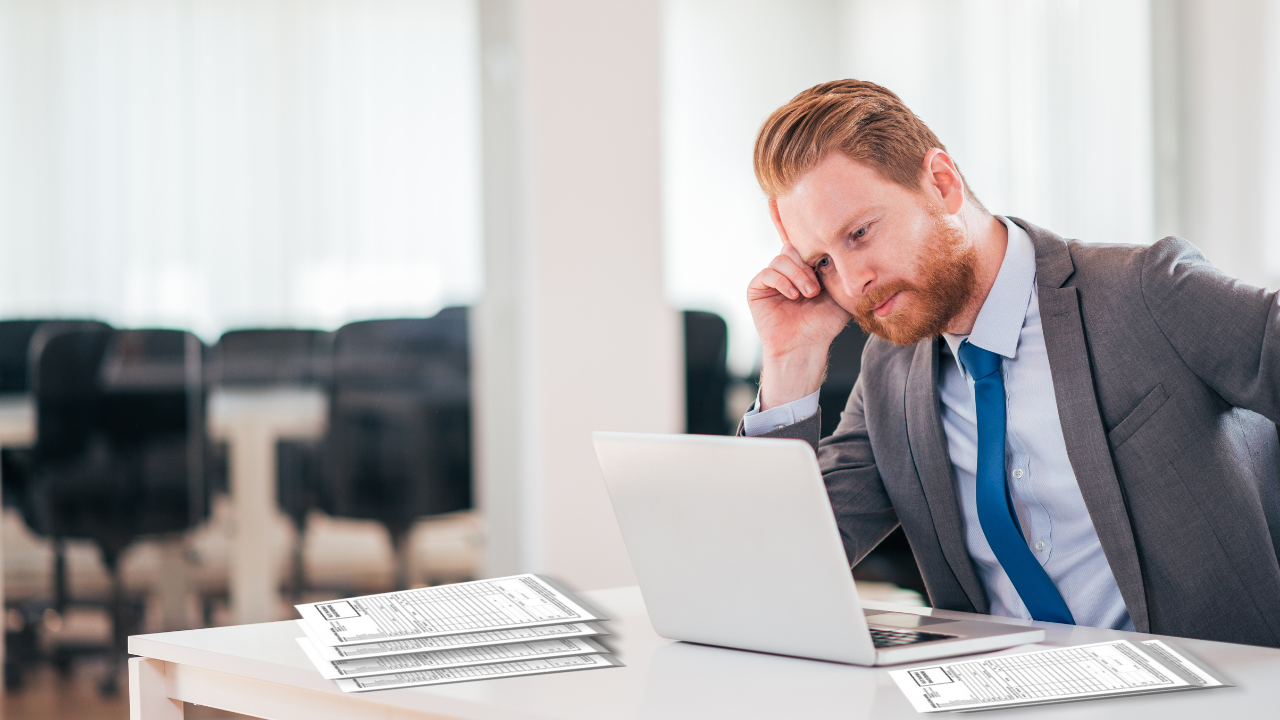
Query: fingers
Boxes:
[
  {"xmin": 769, "ymin": 253, "xmax": 820, "ymax": 299},
  {"xmin": 752, "ymin": 267, "xmax": 801, "ymax": 300},
  {"xmin": 750, "ymin": 257, "xmax": 818, "ymax": 302}
]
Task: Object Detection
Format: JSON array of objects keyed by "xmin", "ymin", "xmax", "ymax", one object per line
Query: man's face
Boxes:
[{"xmin": 773, "ymin": 153, "xmax": 977, "ymax": 345}]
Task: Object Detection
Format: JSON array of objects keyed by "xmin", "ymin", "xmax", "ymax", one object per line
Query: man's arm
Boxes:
[
  {"xmin": 741, "ymin": 389, "xmax": 820, "ymax": 438},
  {"xmin": 1142, "ymin": 237, "xmax": 1280, "ymax": 421},
  {"xmin": 735, "ymin": 377, "xmax": 900, "ymax": 567}
]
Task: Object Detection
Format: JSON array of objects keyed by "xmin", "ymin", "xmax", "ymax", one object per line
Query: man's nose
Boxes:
[{"xmin": 835, "ymin": 256, "xmax": 875, "ymax": 298}]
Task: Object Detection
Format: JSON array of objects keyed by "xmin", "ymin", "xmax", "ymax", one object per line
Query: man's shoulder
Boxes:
[
  {"xmin": 1011, "ymin": 216, "xmax": 1202, "ymax": 290},
  {"xmin": 1066, "ymin": 236, "xmax": 1201, "ymax": 277}
]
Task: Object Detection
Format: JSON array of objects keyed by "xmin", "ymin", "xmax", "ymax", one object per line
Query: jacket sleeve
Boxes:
[
  {"xmin": 737, "ymin": 376, "xmax": 901, "ymax": 567},
  {"xmin": 1141, "ymin": 236, "xmax": 1280, "ymax": 423}
]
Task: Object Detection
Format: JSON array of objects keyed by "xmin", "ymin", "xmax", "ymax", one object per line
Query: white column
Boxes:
[
  {"xmin": 476, "ymin": 0, "xmax": 682, "ymax": 590},
  {"xmin": 1154, "ymin": 0, "xmax": 1277, "ymax": 286}
]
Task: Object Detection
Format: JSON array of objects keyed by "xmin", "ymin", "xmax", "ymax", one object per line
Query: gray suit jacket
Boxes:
[{"xmin": 757, "ymin": 218, "xmax": 1280, "ymax": 648}]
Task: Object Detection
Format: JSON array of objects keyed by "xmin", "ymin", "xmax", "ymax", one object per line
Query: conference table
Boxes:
[{"xmin": 128, "ymin": 584, "xmax": 1279, "ymax": 719}]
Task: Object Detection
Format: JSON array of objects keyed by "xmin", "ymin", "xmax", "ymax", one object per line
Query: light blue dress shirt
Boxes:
[{"xmin": 745, "ymin": 216, "xmax": 1132, "ymax": 630}]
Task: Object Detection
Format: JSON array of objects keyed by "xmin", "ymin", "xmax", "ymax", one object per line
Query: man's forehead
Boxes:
[
  {"xmin": 778, "ymin": 191, "xmax": 876, "ymax": 259},
  {"xmin": 777, "ymin": 155, "xmax": 890, "ymax": 248}
]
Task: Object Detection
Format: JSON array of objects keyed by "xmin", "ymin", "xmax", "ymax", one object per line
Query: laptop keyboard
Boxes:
[{"xmin": 868, "ymin": 626, "xmax": 957, "ymax": 648}]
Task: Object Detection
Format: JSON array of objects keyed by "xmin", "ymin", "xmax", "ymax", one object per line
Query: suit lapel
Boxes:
[
  {"xmin": 904, "ymin": 337, "xmax": 988, "ymax": 613},
  {"xmin": 1021, "ymin": 218, "xmax": 1152, "ymax": 633}
]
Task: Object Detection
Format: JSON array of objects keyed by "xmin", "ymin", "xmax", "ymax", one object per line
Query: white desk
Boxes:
[
  {"xmin": 0, "ymin": 395, "xmax": 35, "ymax": 669},
  {"xmin": 128, "ymin": 585, "xmax": 1280, "ymax": 719},
  {"xmin": 206, "ymin": 387, "xmax": 327, "ymax": 626}
]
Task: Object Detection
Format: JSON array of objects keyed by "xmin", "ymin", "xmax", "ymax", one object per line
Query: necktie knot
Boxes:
[{"xmin": 958, "ymin": 340, "xmax": 1002, "ymax": 381}]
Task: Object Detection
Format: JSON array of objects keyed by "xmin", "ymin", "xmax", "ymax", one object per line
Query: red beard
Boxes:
[{"xmin": 851, "ymin": 208, "xmax": 977, "ymax": 346}]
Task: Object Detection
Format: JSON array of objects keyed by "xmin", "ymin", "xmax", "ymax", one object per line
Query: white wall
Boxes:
[
  {"xmin": 1163, "ymin": 0, "xmax": 1277, "ymax": 287},
  {"xmin": 0, "ymin": 0, "xmax": 481, "ymax": 338},
  {"xmin": 477, "ymin": 0, "xmax": 683, "ymax": 590},
  {"xmin": 838, "ymin": 0, "xmax": 1153, "ymax": 248}
]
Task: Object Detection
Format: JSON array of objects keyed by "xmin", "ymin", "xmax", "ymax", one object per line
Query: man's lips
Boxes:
[{"xmin": 872, "ymin": 292, "xmax": 900, "ymax": 318}]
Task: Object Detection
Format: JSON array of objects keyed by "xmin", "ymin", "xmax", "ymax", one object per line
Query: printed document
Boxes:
[
  {"xmin": 297, "ymin": 620, "xmax": 606, "ymax": 661},
  {"xmin": 297, "ymin": 635, "xmax": 606, "ymax": 679},
  {"xmin": 333, "ymin": 653, "xmax": 622, "ymax": 693},
  {"xmin": 296, "ymin": 574, "xmax": 605, "ymax": 646},
  {"xmin": 891, "ymin": 639, "xmax": 1227, "ymax": 713}
]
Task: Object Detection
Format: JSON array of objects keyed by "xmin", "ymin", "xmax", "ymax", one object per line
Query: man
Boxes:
[{"xmin": 744, "ymin": 79, "xmax": 1280, "ymax": 648}]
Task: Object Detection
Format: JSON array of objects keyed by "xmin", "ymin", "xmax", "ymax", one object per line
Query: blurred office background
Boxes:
[{"xmin": 0, "ymin": 0, "xmax": 1275, "ymax": 715}]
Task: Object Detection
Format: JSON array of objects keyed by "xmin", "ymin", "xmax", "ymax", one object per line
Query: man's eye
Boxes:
[
  {"xmin": 816, "ymin": 257, "xmax": 831, "ymax": 268},
  {"xmin": 853, "ymin": 227, "xmax": 867, "ymax": 239}
]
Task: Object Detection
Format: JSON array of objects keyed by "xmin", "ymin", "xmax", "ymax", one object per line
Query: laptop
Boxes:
[{"xmin": 592, "ymin": 432, "xmax": 1046, "ymax": 666}]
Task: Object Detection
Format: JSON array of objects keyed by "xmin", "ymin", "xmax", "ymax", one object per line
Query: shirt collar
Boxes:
[{"xmin": 941, "ymin": 216, "xmax": 1037, "ymax": 373}]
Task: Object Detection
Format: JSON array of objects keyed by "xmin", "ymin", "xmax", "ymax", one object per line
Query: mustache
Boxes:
[{"xmin": 855, "ymin": 279, "xmax": 915, "ymax": 319}]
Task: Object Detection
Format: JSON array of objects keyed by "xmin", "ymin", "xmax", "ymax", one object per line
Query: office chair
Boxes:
[
  {"xmin": 0, "ymin": 320, "xmax": 111, "ymax": 517},
  {"xmin": 206, "ymin": 328, "xmax": 333, "ymax": 387},
  {"xmin": 0, "ymin": 320, "xmax": 111, "ymax": 689},
  {"xmin": 683, "ymin": 311, "xmax": 732, "ymax": 435},
  {"xmin": 319, "ymin": 309, "xmax": 472, "ymax": 591},
  {"xmin": 22, "ymin": 327, "xmax": 208, "ymax": 694},
  {"xmin": 208, "ymin": 328, "xmax": 333, "ymax": 598}
]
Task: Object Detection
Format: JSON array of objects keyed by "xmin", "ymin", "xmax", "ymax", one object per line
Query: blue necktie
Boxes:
[{"xmin": 957, "ymin": 340, "xmax": 1075, "ymax": 625}]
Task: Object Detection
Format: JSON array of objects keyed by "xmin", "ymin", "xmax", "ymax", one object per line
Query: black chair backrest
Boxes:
[
  {"xmin": 27, "ymin": 327, "xmax": 208, "ymax": 549},
  {"xmin": 208, "ymin": 329, "xmax": 332, "ymax": 387},
  {"xmin": 0, "ymin": 319, "xmax": 111, "ymax": 396},
  {"xmin": 331, "ymin": 309, "xmax": 468, "ymax": 397},
  {"xmin": 98, "ymin": 329, "xmax": 203, "ymax": 445},
  {"xmin": 0, "ymin": 321, "xmax": 110, "ymax": 514},
  {"xmin": 819, "ymin": 322, "xmax": 870, "ymax": 438},
  {"xmin": 683, "ymin": 311, "xmax": 730, "ymax": 435},
  {"xmin": 321, "ymin": 309, "xmax": 471, "ymax": 536},
  {"xmin": 33, "ymin": 328, "xmax": 113, "ymax": 463},
  {"xmin": 0, "ymin": 320, "xmax": 46, "ymax": 393}
]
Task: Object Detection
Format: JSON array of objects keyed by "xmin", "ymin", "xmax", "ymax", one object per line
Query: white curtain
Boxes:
[
  {"xmin": 663, "ymin": 0, "xmax": 1154, "ymax": 375},
  {"xmin": 0, "ymin": 0, "xmax": 481, "ymax": 340}
]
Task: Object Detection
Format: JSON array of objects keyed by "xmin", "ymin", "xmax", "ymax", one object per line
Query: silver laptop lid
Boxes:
[{"xmin": 593, "ymin": 432, "xmax": 877, "ymax": 665}]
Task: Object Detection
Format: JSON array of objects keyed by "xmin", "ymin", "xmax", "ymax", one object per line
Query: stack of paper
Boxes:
[{"xmin": 294, "ymin": 574, "xmax": 621, "ymax": 693}]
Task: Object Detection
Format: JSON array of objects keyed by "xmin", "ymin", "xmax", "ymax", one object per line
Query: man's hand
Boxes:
[{"xmin": 748, "ymin": 202, "xmax": 852, "ymax": 411}]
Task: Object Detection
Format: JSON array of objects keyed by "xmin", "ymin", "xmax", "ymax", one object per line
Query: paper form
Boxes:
[
  {"xmin": 890, "ymin": 639, "xmax": 1228, "ymax": 713},
  {"xmin": 333, "ymin": 653, "xmax": 622, "ymax": 693},
  {"xmin": 296, "ymin": 574, "xmax": 605, "ymax": 647},
  {"xmin": 297, "ymin": 635, "xmax": 606, "ymax": 679},
  {"xmin": 296, "ymin": 620, "xmax": 607, "ymax": 661}
]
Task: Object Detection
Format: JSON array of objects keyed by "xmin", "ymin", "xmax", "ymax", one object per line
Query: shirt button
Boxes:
[
  {"xmin": 1012, "ymin": 468, "xmax": 1024, "ymax": 479},
  {"xmin": 1034, "ymin": 541, "xmax": 1046, "ymax": 551}
]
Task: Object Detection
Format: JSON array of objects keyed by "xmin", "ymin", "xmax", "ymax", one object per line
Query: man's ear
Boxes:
[
  {"xmin": 921, "ymin": 149, "xmax": 965, "ymax": 215},
  {"xmin": 769, "ymin": 197, "xmax": 793, "ymax": 245}
]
